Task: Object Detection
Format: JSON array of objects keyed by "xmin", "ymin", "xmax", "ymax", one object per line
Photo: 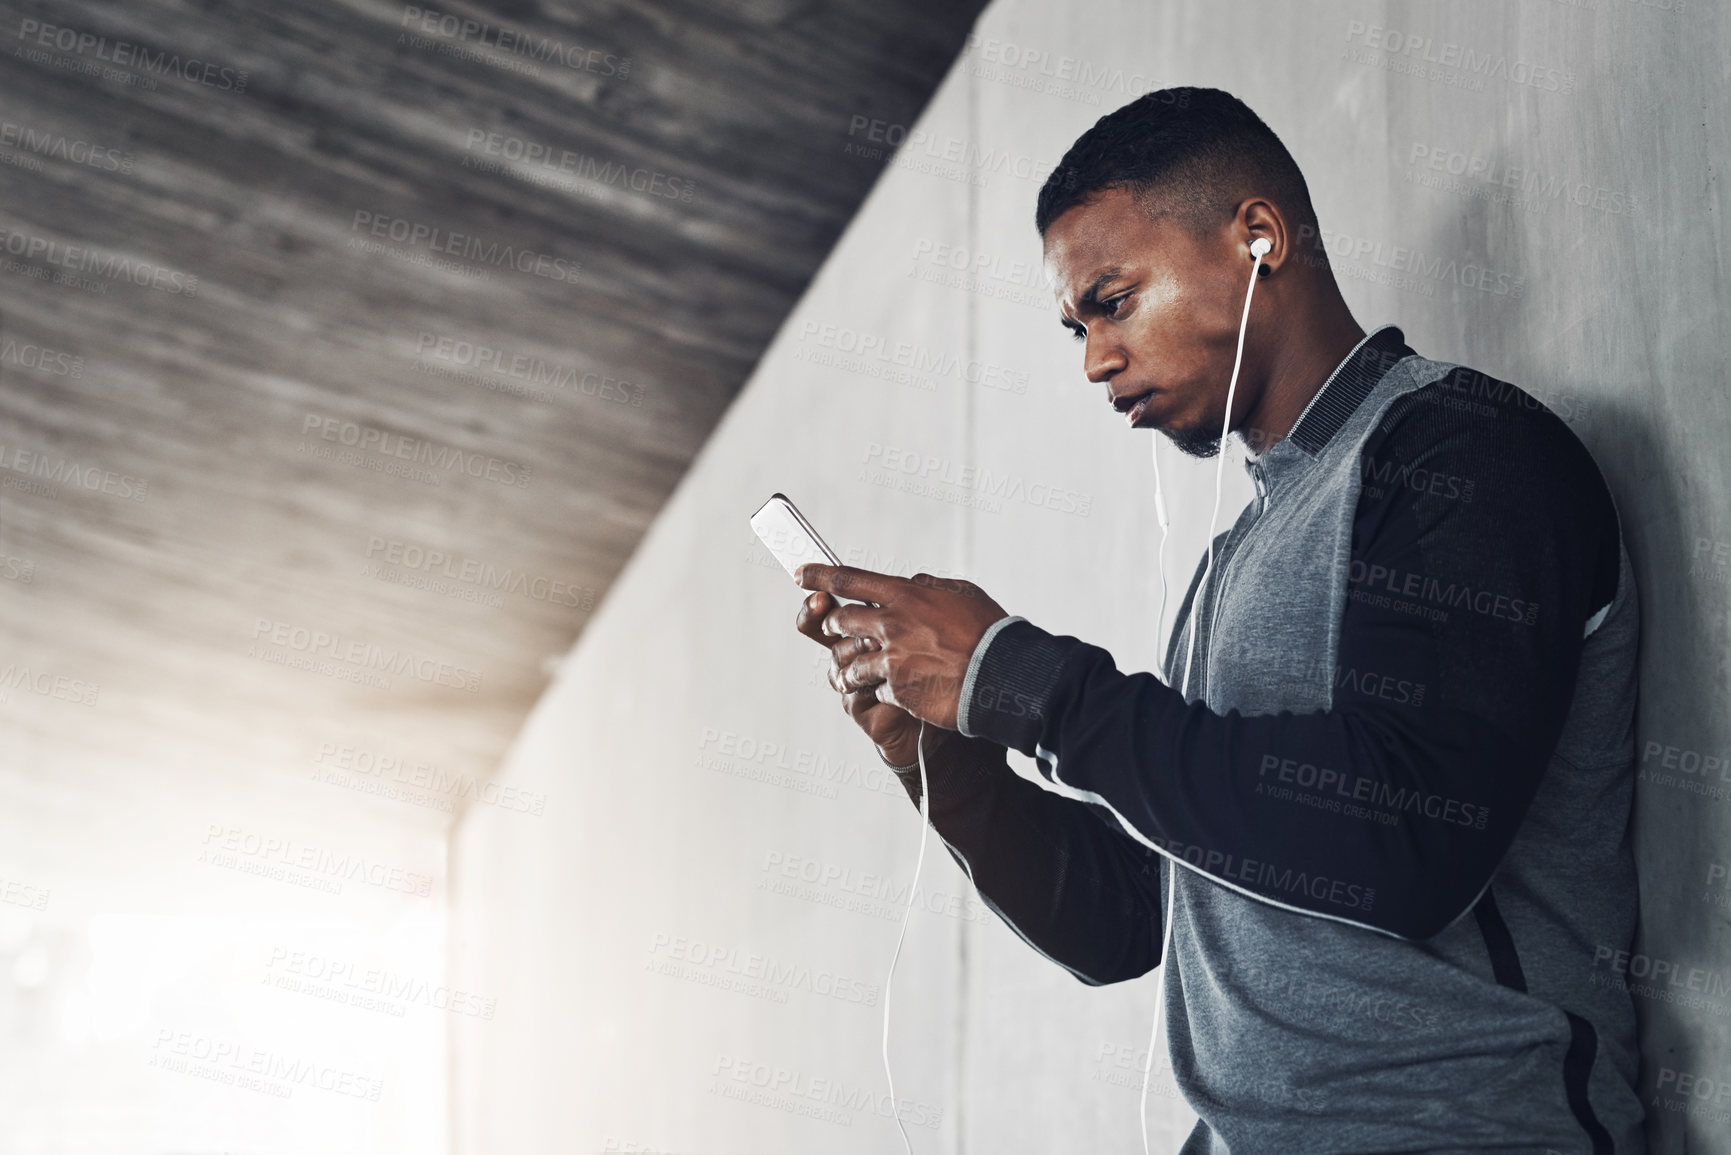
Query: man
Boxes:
[{"xmin": 793, "ymin": 87, "xmax": 1643, "ymax": 1153}]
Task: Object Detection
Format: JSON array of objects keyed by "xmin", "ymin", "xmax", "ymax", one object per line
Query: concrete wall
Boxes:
[{"xmin": 451, "ymin": 1, "xmax": 1731, "ymax": 1150}]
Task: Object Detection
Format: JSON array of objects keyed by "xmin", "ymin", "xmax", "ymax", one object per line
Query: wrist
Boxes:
[
  {"xmin": 955, "ymin": 618, "xmax": 1078, "ymax": 754},
  {"xmin": 879, "ymin": 724, "xmax": 954, "ymax": 773}
]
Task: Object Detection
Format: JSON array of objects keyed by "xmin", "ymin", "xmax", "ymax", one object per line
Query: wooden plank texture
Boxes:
[{"xmin": 0, "ymin": 0, "xmax": 988, "ymax": 830}]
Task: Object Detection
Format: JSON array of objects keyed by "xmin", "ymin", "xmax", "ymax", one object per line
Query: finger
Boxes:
[
  {"xmin": 833, "ymin": 660, "xmax": 887, "ymax": 696},
  {"xmin": 836, "ymin": 647, "xmax": 891, "ymax": 695},
  {"xmin": 797, "ymin": 563, "xmax": 907, "ymax": 606},
  {"xmin": 795, "ymin": 591, "xmax": 836, "ymax": 644},
  {"xmin": 841, "ymin": 686, "xmax": 885, "ymax": 722},
  {"xmin": 827, "ymin": 635, "xmax": 884, "ymax": 692},
  {"xmin": 827, "ymin": 633, "xmax": 878, "ymax": 670},
  {"xmin": 822, "ymin": 601, "xmax": 889, "ymax": 643},
  {"xmin": 824, "ymin": 635, "xmax": 877, "ymax": 693}
]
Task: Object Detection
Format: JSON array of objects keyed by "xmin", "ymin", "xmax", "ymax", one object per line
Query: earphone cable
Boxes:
[{"xmin": 882, "ymin": 717, "xmax": 931, "ymax": 1154}]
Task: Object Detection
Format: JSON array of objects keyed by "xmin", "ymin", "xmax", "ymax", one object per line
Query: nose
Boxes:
[{"xmin": 1083, "ymin": 333, "xmax": 1125, "ymax": 385}]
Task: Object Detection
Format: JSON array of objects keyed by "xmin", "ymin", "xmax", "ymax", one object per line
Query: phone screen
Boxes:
[
  {"xmin": 749, "ymin": 494, "xmax": 878, "ymax": 608},
  {"xmin": 750, "ymin": 494, "xmax": 839, "ymax": 578}
]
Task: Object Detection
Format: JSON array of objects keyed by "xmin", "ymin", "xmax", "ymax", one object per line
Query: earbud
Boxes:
[{"xmin": 1250, "ymin": 237, "xmax": 1271, "ymax": 277}]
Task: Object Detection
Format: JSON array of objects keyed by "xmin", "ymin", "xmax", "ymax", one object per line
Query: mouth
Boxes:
[{"xmin": 1112, "ymin": 388, "xmax": 1156, "ymax": 425}]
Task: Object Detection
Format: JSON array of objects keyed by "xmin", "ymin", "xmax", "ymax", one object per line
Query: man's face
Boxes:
[{"xmin": 1042, "ymin": 186, "xmax": 1256, "ymax": 459}]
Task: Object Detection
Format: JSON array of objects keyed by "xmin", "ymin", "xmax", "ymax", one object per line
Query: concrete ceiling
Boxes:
[{"xmin": 0, "ymin": 0, "xmax": 989, "ymax": 837}]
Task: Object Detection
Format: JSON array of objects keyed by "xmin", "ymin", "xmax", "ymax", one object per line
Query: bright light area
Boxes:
[{"xmin": 0, "ymin": 907, "xmax": 448, "ymax": 1154}]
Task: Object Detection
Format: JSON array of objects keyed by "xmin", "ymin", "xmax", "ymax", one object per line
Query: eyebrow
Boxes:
[
  {"xmin": 1079, "ymin": 269, "xmax": 1123, "ymax": 308},
  {"xmin": 1059, "ymin": 267, "xmax": 1124, "ymax": 334}
]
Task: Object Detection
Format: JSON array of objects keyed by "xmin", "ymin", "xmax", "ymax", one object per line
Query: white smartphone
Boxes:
[
  {"xmin": 749, "ymin": 493, "xmax": 876, "ymax": 606},
  {"xmin": 750, "ymin": 492, "xmax": 841, "ymax": 573}
]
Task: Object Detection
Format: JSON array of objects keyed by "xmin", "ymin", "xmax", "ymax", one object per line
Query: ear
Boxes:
[{"xmin": 1238, "ymin": 197, "xmax": 1287, "ymax": 279}]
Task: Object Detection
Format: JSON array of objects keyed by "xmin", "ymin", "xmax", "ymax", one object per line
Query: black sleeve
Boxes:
[
  {"xmin": 957, "ymin": 383, "xmax": 1622, "ymax": 941},
  {"xmin": 881, "ymin": 726, "xmax": 1168, "ymax": 985}
]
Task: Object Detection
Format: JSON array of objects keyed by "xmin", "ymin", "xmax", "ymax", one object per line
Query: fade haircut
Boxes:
[{"xmin": 1034, "ymin": 87, "xmax": 1319, "ymax": 248}]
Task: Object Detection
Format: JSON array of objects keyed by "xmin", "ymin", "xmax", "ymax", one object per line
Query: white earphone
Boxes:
[
  {"xmin": 1141, "ymin": 235, "xmax": 1268, "ymax": 1152},
  {"xmin": 879, "ymin": 236, "xmax": 1273, "ymax": 1155}
]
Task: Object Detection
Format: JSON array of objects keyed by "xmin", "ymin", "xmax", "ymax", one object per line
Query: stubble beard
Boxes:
[{"xmin": 1163, "ymin": 421, "xmax": 1225, "ymax": 460}]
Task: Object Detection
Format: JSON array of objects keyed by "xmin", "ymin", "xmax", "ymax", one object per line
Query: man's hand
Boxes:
[
  {"xmin": 794, "ymin": 564, "xmax": 1010, "ymax": 732},
  {"xmin": 795, "ymin": 588, "xmax": 924, "ymax": 766}
]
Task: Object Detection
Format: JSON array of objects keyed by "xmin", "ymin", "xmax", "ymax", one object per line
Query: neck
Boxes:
[{"xmin": 1239, "ymin": 278, "xmax": 1366, "ymax": 459}]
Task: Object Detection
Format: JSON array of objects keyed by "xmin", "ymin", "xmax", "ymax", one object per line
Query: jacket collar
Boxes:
[{"xmin": 1246, "ymin": 324, "xmax": 1414, "ymax": 476}]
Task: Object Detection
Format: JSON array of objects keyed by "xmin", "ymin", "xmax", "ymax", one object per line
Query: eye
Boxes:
[
  {"xmin": 1068, "ymin": 325, "xmax": 1086, "ymax": 344},
  {"xmin": 1101, "ymin": 292, "xmax": 1130, "ymax": 318}
]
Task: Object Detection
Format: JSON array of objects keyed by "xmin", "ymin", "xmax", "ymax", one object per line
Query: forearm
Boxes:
[
  {"xmin": 880, "ymin": 727, "xmax": 1166, "ymax": 985},
  {"xmin": 949, "ymin": 389, "xmax": 1623, "ymax": 942}
]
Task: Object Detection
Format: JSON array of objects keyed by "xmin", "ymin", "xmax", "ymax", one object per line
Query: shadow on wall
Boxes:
[
  {"xmin": 1420, "ymin": 144, "xmax": 1719, "ymax": 1142},
  {"xmin": 1608, "ymin": 402, "xmax": 1717, "ymax": 1098}
]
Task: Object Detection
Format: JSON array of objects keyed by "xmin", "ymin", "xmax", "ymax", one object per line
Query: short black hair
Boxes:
[{"xmin": 1034, "ymin": 87, "xmax": 1318, "ymax": 244}]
